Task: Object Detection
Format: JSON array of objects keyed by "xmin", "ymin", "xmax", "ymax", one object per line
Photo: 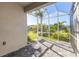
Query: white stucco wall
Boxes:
[{"xmin": 0, "ymin": 3, "xmax": 27, "ymax": 56}]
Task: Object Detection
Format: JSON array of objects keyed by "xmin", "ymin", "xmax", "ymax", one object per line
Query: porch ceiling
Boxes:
[
  {"xmin": 17, "ymin": 2, "xmax": 55, "ymax": 12},
  {"xmin": 24, "ymin": 2, "xmax": 49, "ymax": 12},
  {"xmin": 17, "ymin": 2, "xmax": 33, "ymax": 7}
]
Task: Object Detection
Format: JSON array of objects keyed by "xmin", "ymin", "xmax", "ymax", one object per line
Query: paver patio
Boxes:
[{"xmin": 3, "ymin": 39, "xmax": 76, "ymax": 57}]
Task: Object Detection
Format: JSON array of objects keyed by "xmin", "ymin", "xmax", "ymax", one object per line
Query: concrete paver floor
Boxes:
[{"xmin": 3, "ymin": 39, "xmax": 76, "ymax": 57}]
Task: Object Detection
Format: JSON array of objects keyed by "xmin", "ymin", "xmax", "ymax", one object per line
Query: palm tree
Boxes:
[{"xmin": 34, "ymin": 9, "xmax": 44, "ymax": 40}]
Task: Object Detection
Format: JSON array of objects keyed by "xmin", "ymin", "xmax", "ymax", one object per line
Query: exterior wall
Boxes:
[{"xmin": 0, "ymin": 3, "xmax": 27, "ymax": 56}]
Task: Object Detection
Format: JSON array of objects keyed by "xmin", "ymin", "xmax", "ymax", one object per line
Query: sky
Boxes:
[{"xmin": 27, "ymin": 2, "xmax": 73, "ymax": 26}]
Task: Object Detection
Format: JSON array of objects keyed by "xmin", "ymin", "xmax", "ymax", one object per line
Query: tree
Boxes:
[
  {"xmin": 34, "ymin": 9, "xmax": 44, "ymax": 39},
  {"xmin": 50, "ymin": 21, "xmax": 66, "ymax": 32}
]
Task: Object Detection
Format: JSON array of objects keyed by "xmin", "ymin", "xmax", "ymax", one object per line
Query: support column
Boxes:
[
  {"xmin": 70, "ymin": 2, "xmax": 79, "ymax": 56},
  {"xmin": 76, "ymin": 2, "xmax": 79, "ymax": 57},
  {"xmin": 37, "ymin": 17, "xmax": 39, "ymax": 39},
  {"xmin": 40, "ymin": 17, "xmax": 43, "ymax": 39}
]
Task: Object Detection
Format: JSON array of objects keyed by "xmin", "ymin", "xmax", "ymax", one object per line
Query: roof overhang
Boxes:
[
  {"xmin": 17, "ymin": 2, "xmax": 55, "ymax": 12},
  {"xmin": 24, "ymin": 2, "xmax": 55, "ymax": 12}
]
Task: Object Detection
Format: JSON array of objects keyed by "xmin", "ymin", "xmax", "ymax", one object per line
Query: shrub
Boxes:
[
  {"xmin": 51, "ymin": 32, "xmax": 58, "ymax": 40},
  {"xmin": 59, "ymin": 30, "xmax": 69, "ymax": 42},
  {"xmin": 43, "ymin": 33, "xmax": 48, "ymax": 37},
  {"xmin": 28, "ymin": 31, "xmax": 37, "ymax": 42},
  {"xmin": 51, "ymin": 30, "xmax": 69, "ymax": 42}
]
